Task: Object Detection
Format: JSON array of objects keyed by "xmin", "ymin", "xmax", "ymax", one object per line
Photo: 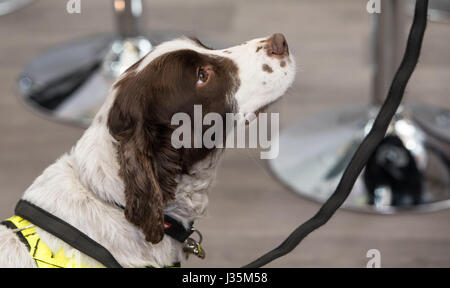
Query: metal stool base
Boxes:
[{"xmin": 267, "ymin": 105, "xmax": 450, "ymax": 214}]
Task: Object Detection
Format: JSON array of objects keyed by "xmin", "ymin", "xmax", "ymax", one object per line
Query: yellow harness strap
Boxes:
[
  {"xmin": 3, "ymin": 216, "xmax": 103, "ymax": 268},
  {"xmin": 2, "ymin": 215, "xmax": 181, "ymax": 268}
]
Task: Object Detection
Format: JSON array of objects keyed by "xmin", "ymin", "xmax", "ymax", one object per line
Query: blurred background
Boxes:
[{"xmin": 0, "ymin": 0, "xmax": 449, "ymax": 267}]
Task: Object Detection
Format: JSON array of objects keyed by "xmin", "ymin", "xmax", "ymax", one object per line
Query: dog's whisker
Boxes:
[{"xmin": 233, "ymin": 149, "xmax": 275, "ymax": 181}]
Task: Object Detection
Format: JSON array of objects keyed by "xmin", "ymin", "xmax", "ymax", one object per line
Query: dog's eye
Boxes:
[{"xmin": 197, "ymin": 68, "xmax": 209, "ymax": 85}]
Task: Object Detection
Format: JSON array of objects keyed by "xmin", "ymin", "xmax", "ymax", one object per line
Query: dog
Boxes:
[{"xmin": 0, "ymin": 34, "xmax": 295, "ymax": 267}]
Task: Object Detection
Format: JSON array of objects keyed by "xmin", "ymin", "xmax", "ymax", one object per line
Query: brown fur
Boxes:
[
  {"xmin": 262, "ymin": 64, "xmax": 273, "ymax": 73},
  {"xmin": 108, "ymin": 49, "xmax": 239, "ymax": 243}
]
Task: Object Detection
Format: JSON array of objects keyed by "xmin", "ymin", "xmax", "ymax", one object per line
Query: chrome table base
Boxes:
[
  {"xmin": 268, "ymin": 105, "xmax": 450, "ymax": 214},
  {"xmin": 267, "ymin": 1, "xmax": 450, "ymax": 214},
  {"xmin": 17, "ymin": 32, "xmax": 181, "ymax": 127},
  {"xmin": 17, "ymin": 0, "xmax": 182, "ymax": 127},
  {"xmin": 0, "ymin": 0, "xmax": 32, "ymax": 16}
]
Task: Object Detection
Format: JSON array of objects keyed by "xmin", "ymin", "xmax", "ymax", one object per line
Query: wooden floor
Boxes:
[{"xmin": 0, "ymin": 0, "xmax": 449, "ymax": 267}]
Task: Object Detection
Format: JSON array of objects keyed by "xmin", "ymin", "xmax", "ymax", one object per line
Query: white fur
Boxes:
[{"xmin": 0, "ymin": 36, "xmax": 295, "ymax": 267}]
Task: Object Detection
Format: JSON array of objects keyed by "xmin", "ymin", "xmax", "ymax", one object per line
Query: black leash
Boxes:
[{"xmin": 242, "ymin": 0, "xmax": 429, "ymax": 268}]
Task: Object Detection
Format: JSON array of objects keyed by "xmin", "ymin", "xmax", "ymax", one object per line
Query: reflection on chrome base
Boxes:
[
  {"xmin": 17, "ymin": 0, "xmax": 182, "ymax": 127},
  {"xmin": 268, "ymin": 105, "xmax": 450, "ymax": 214},
  {"xmin": 0, "ymin": 0, "xmax": 32, "ymax": 16}
]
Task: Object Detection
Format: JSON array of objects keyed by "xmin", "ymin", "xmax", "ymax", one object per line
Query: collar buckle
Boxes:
[{"xmin": 183, "ymin": 229, "xmax": 205, "ymax": 260}]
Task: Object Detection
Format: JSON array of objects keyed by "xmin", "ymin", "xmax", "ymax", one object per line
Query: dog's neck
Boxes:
[
  {"xmin": 71, "ymin": 113, "xmax": 220, "ymax": 227},
  {"xmin": 22, "ymin": 97, "xmax": 220, "ymax": 267}
]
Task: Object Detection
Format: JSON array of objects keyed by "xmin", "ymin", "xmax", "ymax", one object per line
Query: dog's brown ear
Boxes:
[{"xmin": 108, "ymin": 77, "xmax": 180, "ymax": 244}]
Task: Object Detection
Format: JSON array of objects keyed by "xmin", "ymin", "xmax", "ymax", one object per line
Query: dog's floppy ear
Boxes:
[{"xmin": 107, "ymin": 74, "xmax": 180, "ymax": 244}]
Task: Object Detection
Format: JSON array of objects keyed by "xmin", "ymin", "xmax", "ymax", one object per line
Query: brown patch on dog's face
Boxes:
[
  {"xmin": 280, "ymin": 60, "xmax": 286, "ymax": 67},
  {"xmin": 262, "ymin": 64, "xmax": 273, "ymax": 73},
  {"xmin": 108, "ymin": 49, "xmax": 239, "ymax": 243}
]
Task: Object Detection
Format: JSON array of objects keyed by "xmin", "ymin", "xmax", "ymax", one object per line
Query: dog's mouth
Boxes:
[
  {"xmin": 256, "ymin": 95, "xmax": 285, "ymax": 115},
  {"xmin": 244, "ymin": 97, "xmax": 283, "ymax": 126},
  {"xmin": 255, "ymin": 105, "xmax": 269, "ymax": 117}
]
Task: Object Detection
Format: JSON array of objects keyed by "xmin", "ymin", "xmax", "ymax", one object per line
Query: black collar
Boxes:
[
  {"xmin": 163, "ymin": 214, "xmax": 195, "ymax": 243},
  {"xmin": 113, "ymin": 203, "xmax": 194, "ymax": 243}
]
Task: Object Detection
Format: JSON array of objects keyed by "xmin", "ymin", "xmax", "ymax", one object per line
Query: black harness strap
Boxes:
[
  {"xmin": 15, "ymin": 199, "xmax": 123, "ymax": 268},
  {"xmin": 243, "ymin": 0, "xmax": 429, "ymax": 268}
]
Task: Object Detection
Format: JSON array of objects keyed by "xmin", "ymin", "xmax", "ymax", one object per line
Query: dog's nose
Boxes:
[{"xmin": 267, "ymin": 33, "xmax": 289, "ymax": 56}]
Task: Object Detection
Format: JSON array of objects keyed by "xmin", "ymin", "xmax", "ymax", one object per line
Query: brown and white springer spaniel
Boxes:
[{"xmin": 0, "ymin": 34, "xmax": 295, "ymax": 267}]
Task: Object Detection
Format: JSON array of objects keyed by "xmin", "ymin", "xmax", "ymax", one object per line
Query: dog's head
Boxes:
[{"xmin": 107, "ymin": 34, "xmax": 295, "ymax": 243}]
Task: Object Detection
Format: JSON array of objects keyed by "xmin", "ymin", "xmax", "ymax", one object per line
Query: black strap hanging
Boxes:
[{"xmin": 243, "ymin": 0, "xmax": 429, "ymax": 268}]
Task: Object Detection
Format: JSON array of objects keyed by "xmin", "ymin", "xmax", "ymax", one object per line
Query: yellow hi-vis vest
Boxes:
[
  {"xmin": 4, "ymin": 216, "xmax": 103, "ymax": 268},
  {"xmin": 3, "ymin": 215, "xmax": 181, "ymax": 268}
]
